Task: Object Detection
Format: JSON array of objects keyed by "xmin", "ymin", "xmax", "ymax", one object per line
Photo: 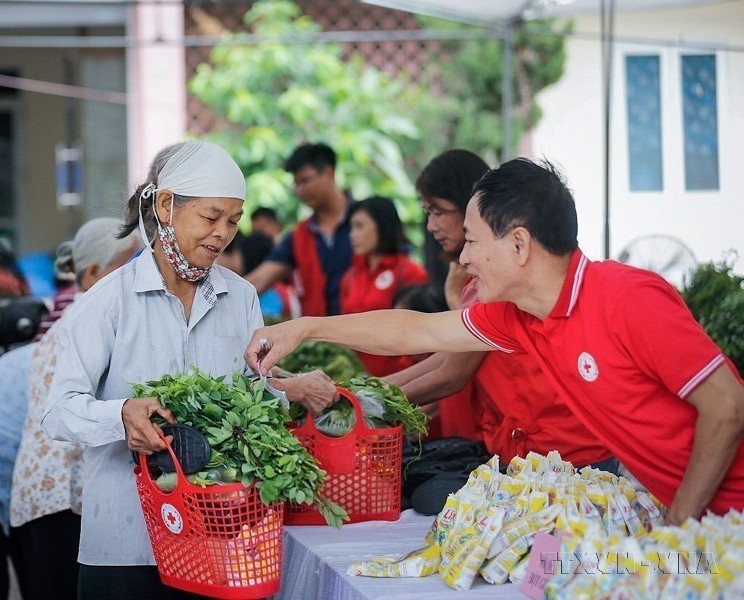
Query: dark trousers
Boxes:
[
  {"xmin": 0, "ymin": 526, "xmax": 26, "ymax": 600},
  {"xmin": 14, "ymin": 510, "xmax": 81, "ymax": 600},
  {"xmin": 78, "ymin": 565, "xmax": 207, "ymax": 600}
]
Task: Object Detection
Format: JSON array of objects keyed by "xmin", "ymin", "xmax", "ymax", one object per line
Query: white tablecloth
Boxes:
[{"xmin": 273, "ymin": 509, "xmax": 525, "ymax": 600}]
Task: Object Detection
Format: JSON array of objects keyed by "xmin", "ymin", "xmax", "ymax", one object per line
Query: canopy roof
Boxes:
[{"xmin": 362, "ymin": 0, "xmax": 723, "ymax": 25}]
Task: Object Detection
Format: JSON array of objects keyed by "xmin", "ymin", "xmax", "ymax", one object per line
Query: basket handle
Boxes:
[
  {"xmin": 138, "ymin": 434, "xmax": 187, "ymax": 492},
  {"xmin": 292, "ymin": 385, "xmax": 381, "ymax": 437}
]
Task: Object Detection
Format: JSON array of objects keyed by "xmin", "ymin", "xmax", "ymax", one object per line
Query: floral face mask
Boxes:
[
  {"xmin": 140, "ymin": 185, "xmax": 210, "ymax": 283},
  {"xmin": 158, "ymin": 221, "xmax": 210, "ymax": 283}
]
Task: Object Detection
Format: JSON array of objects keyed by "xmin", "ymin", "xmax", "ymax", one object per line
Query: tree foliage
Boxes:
[
  {"xmin": 681, "ymin": 254, "xmax": 744, "ymax": 376},
  {"xmin": 189, "ymin": 2, "xmax": 571, "ymax": 251},
  {"xmin": 189, "ymin": 0, "xmax": 421, "ymax": 238},
  {"xmin": 400, "ymin": 18, "xmax": 571, "ymax": 174}
]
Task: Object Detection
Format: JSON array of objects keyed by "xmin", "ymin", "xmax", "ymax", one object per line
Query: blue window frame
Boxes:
[
  {"xmin": 681, "ymin": 54, "xmax": 719, "ymax": 191},
  {"xmin": 625, "ymin": 55, "xmax": 663, "ymax": 191}
]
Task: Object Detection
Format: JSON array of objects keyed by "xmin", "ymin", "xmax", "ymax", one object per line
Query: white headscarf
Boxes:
[{"xmin": 138, "ymin": 141, "xmax": 246, "ymax": 250}]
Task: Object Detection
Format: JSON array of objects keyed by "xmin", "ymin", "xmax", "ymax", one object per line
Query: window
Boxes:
[
  {"xmin": 625, "ymin": 55, "xmax": 663, "ymax": 191},
  {"xmin": 681, "ymin": 54, "xmax": 719, "ymax": 191}
]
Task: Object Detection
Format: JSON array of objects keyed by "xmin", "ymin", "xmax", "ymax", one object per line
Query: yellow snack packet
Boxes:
[
  {"xmin": 635, "ymin": 490, "xmax": 665, "ymax": 530},
  {"xmin": 603, "ymin": 493, "xmax": 628, "ymax": 537},
  {"xmin": 440, "ymin": 498, "xmax": 479, "ymax": 572},
  {"xmin": 612, "ymin": 486, "xmax": 646, "ymax": 538},
  {"xmin": 526, "ymin": 451, "xmax": 550, "ymax": 475},
  {"xmin": 480, "ymin": 532, "xmax": 534, "ymax": 584},
  {"xmin": 440, "ymin": 505, "xmax": 505, "ymax": 591},
  {"xmin": 347, "ymin": 545, "xmax": 441, "ymax": 578},
  {"xmin": 585, "ymin": 484, "xmax": 608, "ymax": 516},
  {"xmin": 506, "ymin": 455, "xmax": 531, "ymax": 478},
  {"xmin": 528, "ymin": 490, "xmax": 549, "ymax": 513},
  {"xmin": 426, "ymin": 495, "xmax": 461, "ymax": 548}
]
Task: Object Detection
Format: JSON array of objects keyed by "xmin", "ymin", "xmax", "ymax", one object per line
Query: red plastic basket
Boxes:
[
  {"xmin": 135, "ymin": 441, "xmax": 283, "ymax": 599},
  {"xmin": 285, "ymin": 386, "xmax": 403, "ymax": 525}
]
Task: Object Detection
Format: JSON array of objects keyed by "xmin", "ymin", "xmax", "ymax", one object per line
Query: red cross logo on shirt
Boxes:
[{"xmin": 577, "ymin": 352, "xmax": 599, "ymax": 382}]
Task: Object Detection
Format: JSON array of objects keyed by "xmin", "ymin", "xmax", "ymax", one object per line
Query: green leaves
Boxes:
[
  {"xmin": 278, "ymin": 341, "xmax": 366, "ymax": 382},
  {"xmin": 681, "ymin": 257, "xmax": 744, "ymax": 377},
  {"xmin": 343, "ymin": 376, "xmax": 428, "ymax": 437},
  {"xmin": 187, "ymin": 0, "xmax": 420, "ymax": 235},
  {"xmin": 133, "ymin": 367, "xmax": 349, "ymax": 527}
]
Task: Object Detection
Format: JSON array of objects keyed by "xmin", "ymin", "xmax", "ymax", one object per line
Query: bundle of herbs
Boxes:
[
  {"xmin": 132, "ymin": 368, "xmax": 349, "ymax": 528},
  {"xmin": 289, "ymin": 376, "xmax": 428, "ymax": 439}
]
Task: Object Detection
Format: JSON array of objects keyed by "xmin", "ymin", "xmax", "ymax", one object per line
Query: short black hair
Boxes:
[
  {"xmin": 392, "ymin": 284, "xmax": 449, "ymax": 313},
  {"xmin": 416, "ymin": 149, "xmax": 490, "ymax": 213},
  {"xmin": 284, "ymin": 143, "xmax": 336, "ymax": 174},
  {"xmin": 471, "ymin": 158, "xmax": 578, "ymax": 256},
  {"xmin": 348, "ymin": 196, "xmax": 406, "ymax": 255},
  {"xmin": 223, "ymin": 230, "xmax": 275, "ymax": 275},
  {"xmin": 240, "ymin": 232, "xmax": 275, "ymax": 274},
  {"xmin": 250, "ymin": 206, "xmax": 279, "ymax": 223}
]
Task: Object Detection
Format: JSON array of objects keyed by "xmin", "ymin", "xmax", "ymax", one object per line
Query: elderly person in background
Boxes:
[
  {"xmin": 0, "ymin": 343, "xmax": 33, "ymax": 600},
  {"xmin": 10, "ymin": 217, "xmax": 141, "ymax": 600},
  {"xmin": 33, "ymin": 240, "xmax": 77, "ymax": 341},
  {"xmin": 42, "ymin": 141, "xmax": 338, "ymax": 600}
]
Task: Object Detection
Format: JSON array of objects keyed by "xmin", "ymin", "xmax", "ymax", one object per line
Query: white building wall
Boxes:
[
  {"xmin": 126, "ymin": 0, "xmax": 187, "ymax": 186},
  {"xmin": 530, "ymin": 1, "xmax": 744, "ymax": 276}
]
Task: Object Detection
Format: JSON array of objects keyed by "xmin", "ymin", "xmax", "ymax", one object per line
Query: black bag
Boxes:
[{"xmin": 402, "ymin": 437, "xmax": 490, "ymax": 516}]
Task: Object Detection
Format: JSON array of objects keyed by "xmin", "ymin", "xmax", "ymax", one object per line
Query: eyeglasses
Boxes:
[{"xmin": 293, "ymin": 171, "xmax": 324, "ymax": 189}]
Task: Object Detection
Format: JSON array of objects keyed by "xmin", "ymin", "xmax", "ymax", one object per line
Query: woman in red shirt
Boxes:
[{"xmin": 340, "ymin": 196, "xmax": 428, "ymax": 376}]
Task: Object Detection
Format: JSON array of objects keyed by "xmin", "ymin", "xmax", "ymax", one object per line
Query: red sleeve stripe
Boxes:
[
  {"xmin": 678, "ymin": 354, "xmax": 726, "ymax": 398},
  {"xmin": 461, "ymin": 308, "xmax": 515, "ymax": 353},
  {"xmin": 567, "ymin": 253, "xmax": 589, "ymax": 316}
]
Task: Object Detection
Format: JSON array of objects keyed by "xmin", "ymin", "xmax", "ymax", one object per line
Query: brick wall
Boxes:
[{"xmin": 184, "ymin": 1, "xmax": 443, "ymax": 134}]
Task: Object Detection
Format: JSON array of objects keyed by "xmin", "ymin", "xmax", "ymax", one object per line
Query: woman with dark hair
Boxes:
[
  {"xmin": 383, "ymin": 150, "xmax": 615, "ymax": 477},
  {"xmin": 417, "ymin": 149, "xmax": 491, "ymax": 304},
  {"xmin": 339, "ymin": 196, "xmax": 428, "ymax": 376}
]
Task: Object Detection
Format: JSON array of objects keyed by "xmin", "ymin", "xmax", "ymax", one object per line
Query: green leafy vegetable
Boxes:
[
  {"xmin": 133, "ymin": 368, "xmax": 349, "ymax": 528},
  {"xmin": 278, "ymin": 341, "xmax": 366, "ymax": 381},
  {"xmin": 292, "ymin": 375, "xmax": 428, "ymax": 439},
  {"xmin": 342, "ymin": 376, "xmax": 428, "ymax": 437}
]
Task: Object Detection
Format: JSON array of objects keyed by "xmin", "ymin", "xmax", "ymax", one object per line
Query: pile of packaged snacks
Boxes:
[
  {"xmin": 546, "ymin": 509, "xmax": 744, "ymax": 598},
  {"xmin": 348, "ymin": 451, "xmax": 664, "ymax": 590}
]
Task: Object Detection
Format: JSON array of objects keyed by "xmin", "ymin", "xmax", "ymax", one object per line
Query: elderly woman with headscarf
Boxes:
[{"xmin": 41, "ymin": 141, "xmax": 338, "ymax": 599}]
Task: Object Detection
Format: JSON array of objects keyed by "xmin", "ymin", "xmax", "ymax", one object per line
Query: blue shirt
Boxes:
[
  {"xmin": 266, "ymin": 197, "xmax": 354, "ymax": 315},
  {"xmin": 0, "ymin": 343, "xmax": 34, "ymax": 536},
  {"xmin": 42, "ymin": 251, "xmax": 264, "ymax": 565}
]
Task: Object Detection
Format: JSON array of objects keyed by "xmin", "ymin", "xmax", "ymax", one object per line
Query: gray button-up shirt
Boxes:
[{"xmin": 42, "ymin": 250, "xmax": 263, "ymax": 565}]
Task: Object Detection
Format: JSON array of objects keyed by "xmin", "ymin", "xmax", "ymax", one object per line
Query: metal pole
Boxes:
[
  {"xmin": 601, "ymin": 0, "xmax": 615, "ymax": 260},
  {"xmin": 502, "ymin": 20, "xmax": 515, "ymax": 162}
]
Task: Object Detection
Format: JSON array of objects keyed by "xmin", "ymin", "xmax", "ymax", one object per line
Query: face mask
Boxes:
[
  {"xmin": 140, "ymin": 186, "xmax": 210, "ymax": 283},
  {"xmin": 158, "ymin": 222, "xmax": 211, "ymax": 283}
]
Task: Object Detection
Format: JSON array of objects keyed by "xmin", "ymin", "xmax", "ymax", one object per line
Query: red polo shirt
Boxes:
[
  {"xmin": 340, "ymin": 253, "xmax": 428, "ymax": 376},
  {"xmin": 443, "ymin": 279, "xmax": 611, "ymax": 464},
  {"xmin": 463, "ymin": 249, "xmax": 744, "ymax": 514}
]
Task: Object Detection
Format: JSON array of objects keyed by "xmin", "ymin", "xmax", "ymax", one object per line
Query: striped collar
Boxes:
[{"xmin": 548, "ymin": 249, "xmax": 589, "ymax": 318}]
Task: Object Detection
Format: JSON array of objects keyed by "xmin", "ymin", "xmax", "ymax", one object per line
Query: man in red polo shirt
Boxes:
[{"xmin": 245, "ymin": 158, "xmax": 744, "ymax": 525}]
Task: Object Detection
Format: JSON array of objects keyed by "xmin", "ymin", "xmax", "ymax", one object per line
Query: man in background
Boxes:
[{"xmin": 245, "ymin": 143, "xmax": 353, "ymax": 316}]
